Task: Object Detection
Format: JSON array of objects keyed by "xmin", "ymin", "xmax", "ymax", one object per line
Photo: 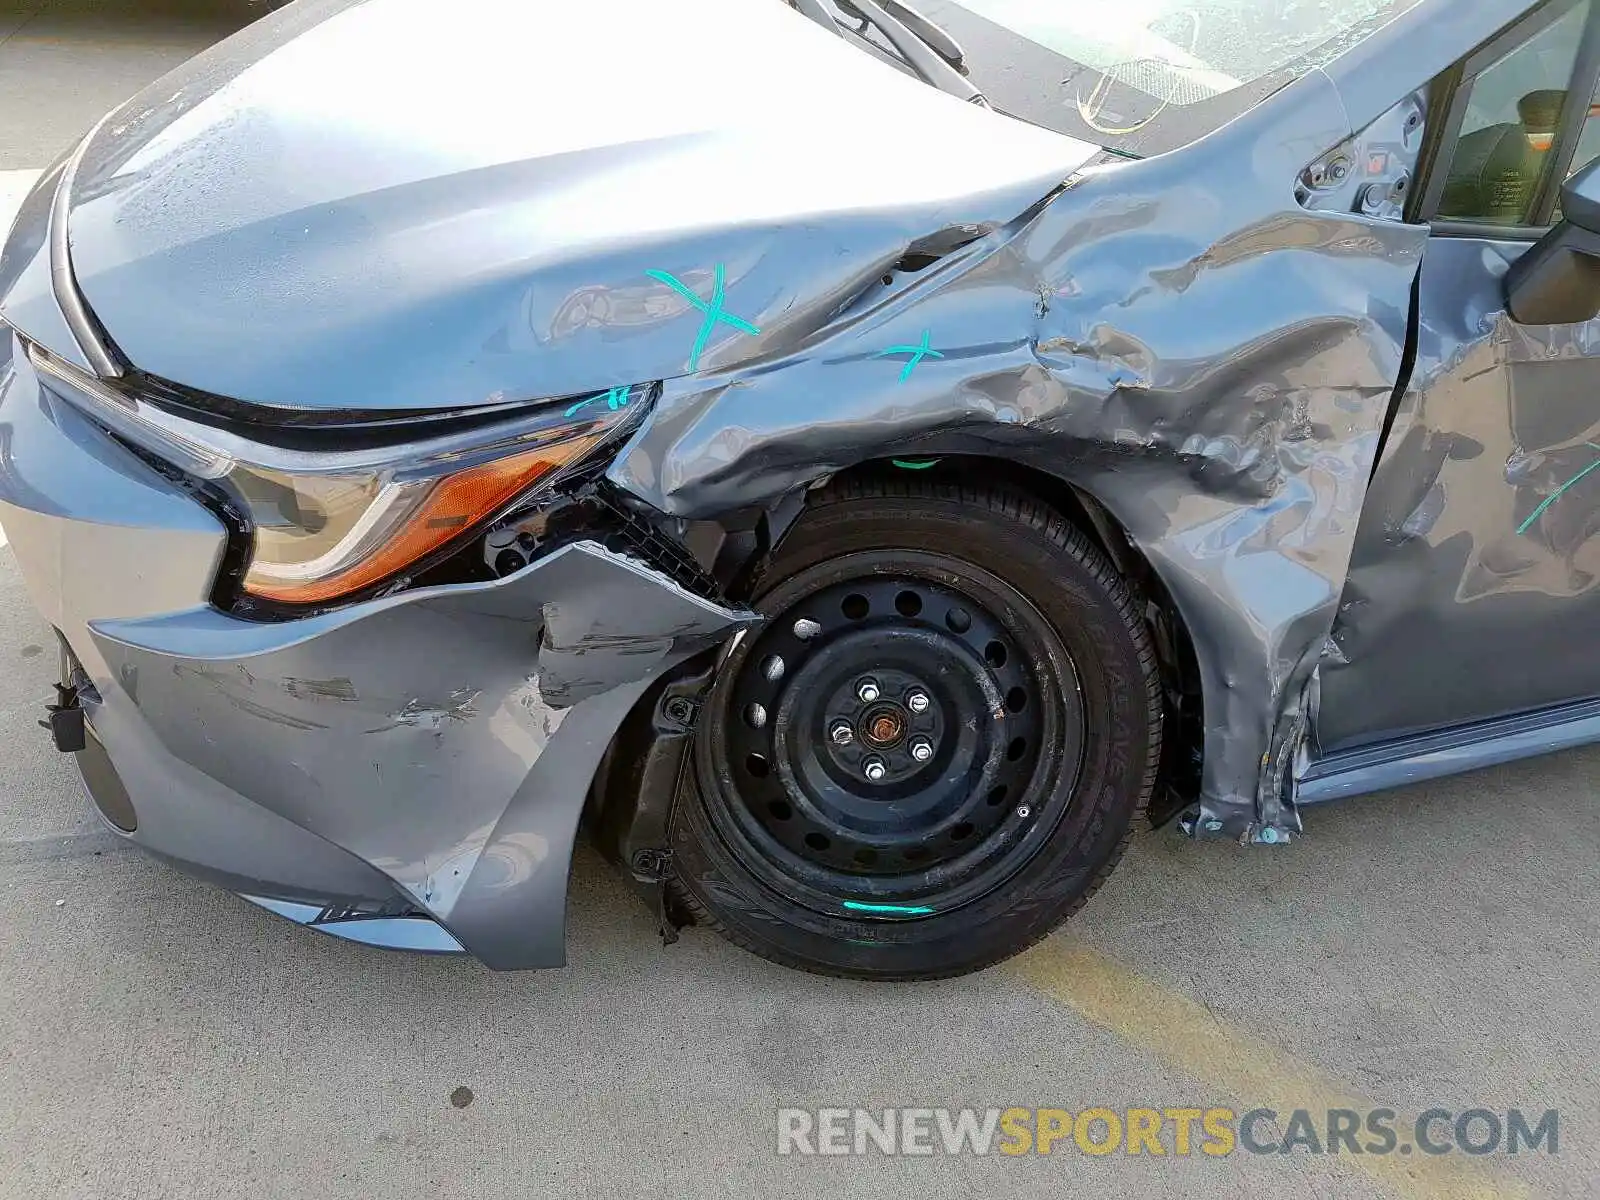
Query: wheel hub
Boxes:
[{"xmin": 860, "ymin": 704, "xmax": 906, "ymax": 750}]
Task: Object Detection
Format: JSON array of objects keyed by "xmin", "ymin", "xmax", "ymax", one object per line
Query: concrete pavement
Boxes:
[
  {"xmin": 0, "ymin": 170, "xmax": 40, "ymax": 227},
  {"xmin": 0, "ymin": 5, "xmax": 1596, "ymax": 1198},
  {"xmin": 0, "ymin": 0, "xmax": 255, "ymax": 170}
]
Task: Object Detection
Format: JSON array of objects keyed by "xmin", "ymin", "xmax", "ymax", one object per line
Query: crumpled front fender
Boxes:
[{"xmin": 605, "ymin": 69, "xmax": 1428, "ymax": 843}]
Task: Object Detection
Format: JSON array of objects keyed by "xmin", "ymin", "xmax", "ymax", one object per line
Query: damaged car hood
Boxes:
[{"xmin": 60, "ymin": 0, "xmax": 1096, "ymax": 414}]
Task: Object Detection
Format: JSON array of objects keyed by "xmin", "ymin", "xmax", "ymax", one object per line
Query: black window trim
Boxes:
[{"xmin": 1415, "ymin": 0, "xmax": 1600, "ymax": 239}]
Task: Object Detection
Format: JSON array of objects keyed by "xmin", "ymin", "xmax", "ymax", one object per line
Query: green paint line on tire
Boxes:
[
  {"xmin": 842, "ymin": 900, "xmax": 935, "ymax": 915},
  {"xmin": 891, "ymin": 458, "xmax": 940, "ymax": 470}
]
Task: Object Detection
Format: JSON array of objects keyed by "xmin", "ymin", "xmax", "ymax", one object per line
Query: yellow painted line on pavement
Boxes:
[{"xmin": 1006, "ymin": 938, "xmax": 1528, "ymax": 1200}]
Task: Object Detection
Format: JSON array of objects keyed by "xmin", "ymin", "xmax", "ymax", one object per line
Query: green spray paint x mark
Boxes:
[
  {"xmin": 565, "ymin": 385, "xmax": 632, "ymax": 419},
  {"xmin": 1517, "ymin": 442, "xmax": 1600, "ymax": 535},
  {"xmin": 646, "ymin": 264, "xmax": 760, "ymax": 372},
  {"xmin": 874, "ymin": 329, "xmax": 944, "ymax": 383},
  {"xmin": 842, "ymin": 900, "xmax": 935, "ymax": 915}
]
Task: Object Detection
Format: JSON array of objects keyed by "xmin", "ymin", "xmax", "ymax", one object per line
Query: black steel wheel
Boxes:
[
  {"xmin": 714, "ymin": 565, "xmax": 1081, "ymax": 917},
  {"xmin": 670, "ymin": 477, "xmax": 1163, "ymax": 980}
]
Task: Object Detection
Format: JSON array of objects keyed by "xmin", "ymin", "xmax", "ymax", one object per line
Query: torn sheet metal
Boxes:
[
  {"xmin": 87, "ymin": 543, "xmax": 751, "ymax": 969},
  {"xmin": 1320, "ymin": 236, "xmax": 1600, "ymax": 752},
  {"xmin": 241, "ymin": 895, "xmax": 468, "ymax": 954},
  {"xmin": 607, "ymin": 70, "xmax": 1427, "ymax": 842},
  {"xmin": 0, "ymin": 342, "xmax": 752, "ymax": 967}
]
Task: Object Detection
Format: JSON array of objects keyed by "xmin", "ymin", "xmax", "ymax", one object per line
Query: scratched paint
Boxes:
[
  {"xmin": 282, "ymin": 676, "xmax": 360, "ymax": 703},
  {"xmin": 364, "ymin": 689, "xmax": 482, "ymax": 735},
  {"xmin": 77, "ymin": 544, "xmax": 753, "ymax": 967}
]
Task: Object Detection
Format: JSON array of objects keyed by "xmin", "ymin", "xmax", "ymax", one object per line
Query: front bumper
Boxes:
[{"xmin": 0, "ymin": 334, "xmax": 751, "ymax": 968}]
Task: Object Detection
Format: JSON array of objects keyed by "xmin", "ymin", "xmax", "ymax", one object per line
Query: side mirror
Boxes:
[{"xmin": 1505, "ymin": 158, "xmax": 1600, "ymax": 324}]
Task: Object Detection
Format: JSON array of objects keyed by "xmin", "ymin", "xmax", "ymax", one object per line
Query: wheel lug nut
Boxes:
[
  {"xmin": 863, "ymin": 756, "xmax": 887, "ymax": 782},
  {"xmin": 856, "ymin": 678, "xmax": 880, "ymax": 703},
  {"xmin": 906, "ymin": 690, "xmax": 930, "ymax": 713},
  {"xmin": 829, "ymin": 721, "xmax": 854, "ymax": 746},
  {"xmin": 909, "ymin": 737, "xmax": 933, "ymax": 762}
]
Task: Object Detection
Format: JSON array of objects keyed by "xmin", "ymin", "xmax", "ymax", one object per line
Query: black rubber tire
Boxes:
[{"xmin": 669, "ymin": 478, "xmax": 1163, "ymax": 980}]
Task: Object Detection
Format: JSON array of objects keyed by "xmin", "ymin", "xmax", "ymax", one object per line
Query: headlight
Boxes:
[
  {"xmin": 229, "ymin": 388, "xmax": 640, "ymax": 605},
  {"xmin": 232, "ymin": 436, "xmax": 604, "ymax": 604},
  {"xmin": 25, "ymin": 340, "xmax": 640, "ymax": 607}
]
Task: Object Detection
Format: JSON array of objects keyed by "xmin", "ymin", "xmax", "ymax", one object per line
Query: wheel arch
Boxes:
[{"xmin": 588, "ymin": 450, "xmax": 1206, "ymax": 897}]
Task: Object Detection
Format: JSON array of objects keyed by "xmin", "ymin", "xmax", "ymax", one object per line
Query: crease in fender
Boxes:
[{"xmin": 606, "ymin": 69, "xmax": 1420, "ymax": 840}]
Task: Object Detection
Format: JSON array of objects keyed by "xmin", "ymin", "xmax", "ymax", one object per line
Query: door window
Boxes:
[{"xmin": 1434, "ymin": 0, "xmax": 1589, "ymax": 227}]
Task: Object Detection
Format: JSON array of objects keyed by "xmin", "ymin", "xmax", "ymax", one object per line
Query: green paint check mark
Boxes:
[
  {"xmin": 1517, "ymin": 441, "xmax": 1600, "ymax": 535},
  {"xmin": 564, "ymin": 385, "xmax": 631, "ymax": 419},
  {"xmin": 875, "ymin": 329, "xmax": 944, "ymax": 383},
  {"xmin": 646, "ymin": 264, "xmax": 760, "ymax": 372}
]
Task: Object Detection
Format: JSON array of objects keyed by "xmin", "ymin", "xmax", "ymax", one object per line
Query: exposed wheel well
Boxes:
[{"xmin": 589, "ymin": 453, "xmax": 1205, "ymax": 876}]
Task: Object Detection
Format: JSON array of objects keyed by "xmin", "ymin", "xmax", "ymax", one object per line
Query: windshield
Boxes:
[{"xmin": 916, "ymin": 0, "xmax": 1426, "ymax": 156}]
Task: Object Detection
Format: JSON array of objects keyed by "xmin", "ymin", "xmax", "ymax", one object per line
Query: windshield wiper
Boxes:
[
  {"xmin": 790, "ymin": 0, "xmax": 988, "ymax": 107},
  {"xmin": 839, "ymin": 0, "xmax": 966, "ymax": 71}
]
